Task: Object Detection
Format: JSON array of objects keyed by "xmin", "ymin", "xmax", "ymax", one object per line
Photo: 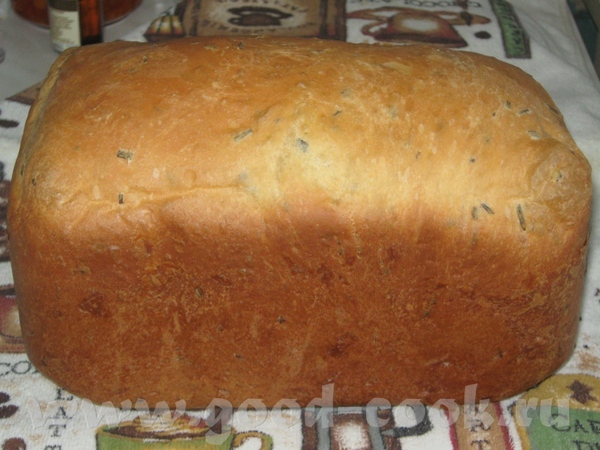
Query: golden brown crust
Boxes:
[{"xmin": 8, "ymin": 36, "xmax": 592, "ymax": 407}]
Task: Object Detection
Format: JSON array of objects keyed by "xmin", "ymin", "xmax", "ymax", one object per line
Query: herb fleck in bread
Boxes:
[{"xmin": 8, "ymin": 36, "xmax": 592, "ymax": 407}]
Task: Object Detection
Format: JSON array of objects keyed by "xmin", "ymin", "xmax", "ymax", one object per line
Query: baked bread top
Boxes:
[{"xmin": 11, "ymin": 36, "xmax": 590, "ymax": 243}]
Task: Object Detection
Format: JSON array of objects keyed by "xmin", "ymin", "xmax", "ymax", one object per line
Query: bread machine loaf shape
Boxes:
[{"xmin": 7, "ymin": 36, "xmax": 592, "ymax": 408}]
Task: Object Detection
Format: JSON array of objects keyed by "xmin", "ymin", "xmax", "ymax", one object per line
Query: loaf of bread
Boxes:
[{"xmin": 8, "ymin": 36, "xmax": 591, "ymax": 408}]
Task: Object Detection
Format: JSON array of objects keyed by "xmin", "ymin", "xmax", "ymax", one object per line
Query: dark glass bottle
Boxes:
[
  {"xmin": 48, "ymin": 0, "xmax": 103, "ymax": 52},
  {"xmin": 12, "ymin": 0, "xmax": 141, "ymax": 27}
]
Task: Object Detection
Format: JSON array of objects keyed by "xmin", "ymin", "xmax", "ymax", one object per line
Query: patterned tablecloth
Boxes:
[{"xmin": 2, "ymin": 0, "xmax": 600, "ymax": 448}]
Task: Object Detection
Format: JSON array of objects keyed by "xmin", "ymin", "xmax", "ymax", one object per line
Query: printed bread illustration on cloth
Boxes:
[
  {"xmin": 7, "ymin": 36, "xmax": 591, "ymax": 408},
  {"xmin": 346, "ymin": 7, "xmax": 491, "ymax": 47},
  {"xmin": 96, "ymin": 414, "xmax": 273, "ymax": 449},
  {"xmin": 144, "ymin": 0, "xmax": 346, "ymax": 42}
]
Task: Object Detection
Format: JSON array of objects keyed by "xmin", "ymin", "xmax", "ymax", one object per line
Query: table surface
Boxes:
[{"xmin": 0, "ymin": 0, "xmax": 179, "ymax": 101}]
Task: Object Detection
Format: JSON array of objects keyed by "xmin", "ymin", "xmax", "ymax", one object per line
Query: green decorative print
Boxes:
[{"xmin": 490, "ymin": 0, "xmax": 531, "ymax": 58}]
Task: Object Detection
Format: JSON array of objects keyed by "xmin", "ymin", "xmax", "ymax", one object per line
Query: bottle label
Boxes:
[{"xmin": 48, "ymin": 0, "xmax": 81, "ymax": 52}]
